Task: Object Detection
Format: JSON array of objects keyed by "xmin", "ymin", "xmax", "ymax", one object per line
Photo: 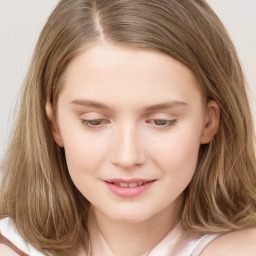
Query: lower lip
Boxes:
[{"xmin": 104, "ymin": 181, "xmax": 155, "ymax": 198}]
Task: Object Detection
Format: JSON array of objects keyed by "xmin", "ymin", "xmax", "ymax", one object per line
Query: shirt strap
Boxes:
[
  {"xmin": 191, "ymin": 234, "xmax": 220, "ymax": 256},
  {"xmin": 0, "ymin": 233, "xmax": 29, "ymax": 256}
]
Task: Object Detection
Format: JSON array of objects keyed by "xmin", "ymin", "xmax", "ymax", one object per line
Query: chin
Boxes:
[
  {"xmin": 104, "ymin": 207, "xmax": 157, "ymax": 224},
  {"xmin": 110, "ymin": 214, "xmax": 149, "ymax": 224}
]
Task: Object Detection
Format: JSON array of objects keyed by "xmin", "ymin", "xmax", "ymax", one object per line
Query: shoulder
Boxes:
[
  {"xmin": 0, "ymin": 217, "xmax": 45, "ymax": 256},
  {"xmin": 0, "ymin": 217, "xmax": 27, "ymax": 256},
  {"xmin": 0, "ymin": 244, "xmax": 20, "ymax": 256},
  {"xmin": 201, "ymin": 228, "xmax": 256, "ymax": 256}
]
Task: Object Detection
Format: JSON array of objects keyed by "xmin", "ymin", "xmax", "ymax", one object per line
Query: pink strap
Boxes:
[
  {"xmin": 0, "ymin": 233, "xmax": 29, "ymax": 256},
  {"xmin": 191, "ymin": 234, "xmax": 219, "ymax": 256}
]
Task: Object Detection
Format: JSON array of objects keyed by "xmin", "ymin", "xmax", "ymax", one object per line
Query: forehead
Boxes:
[{"xmin": 59, "ymin": 43, "xmax": 203, "ymax": 109}]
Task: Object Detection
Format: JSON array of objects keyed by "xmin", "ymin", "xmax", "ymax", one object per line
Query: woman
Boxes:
[{"xmin": 1, "ymin": 0, "xmax": 256, "ymax": 255}]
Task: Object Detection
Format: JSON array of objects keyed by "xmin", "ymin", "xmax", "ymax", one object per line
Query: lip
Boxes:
[{"xmin": 103, "ymin": 178, "xmax": 156, "ymax": 198}]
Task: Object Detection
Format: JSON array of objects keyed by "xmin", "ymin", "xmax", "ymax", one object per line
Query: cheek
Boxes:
[
  {"xmin": 148, "ymin": 127, "xmax": 201, "ymax": 179},
  {"xmin": 61, "ymin": 131, "xmax": 107, "ymax": 177},
  {"xmin": 62, "ymin": 135, "xmax": 109, "ymax": 200}
]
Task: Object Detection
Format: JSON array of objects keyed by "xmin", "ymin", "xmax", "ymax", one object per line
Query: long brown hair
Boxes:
[{"xmin": 1, "ymin": 0, "xmax": 256, "ymax": 255}]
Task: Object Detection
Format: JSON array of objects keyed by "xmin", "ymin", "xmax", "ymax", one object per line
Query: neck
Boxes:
[{"xmin": 88, "ymin": 196, "xmax": 183, "ymax": 256}]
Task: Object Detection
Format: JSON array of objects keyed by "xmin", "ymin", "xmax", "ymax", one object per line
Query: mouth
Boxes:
[
  {"xmin": 109, "ymin": 181, "xmax": 151, "ymax": 188},
  {"xmin": 103, "ymin": 179, "xmax": 156, "ymax": 198}
]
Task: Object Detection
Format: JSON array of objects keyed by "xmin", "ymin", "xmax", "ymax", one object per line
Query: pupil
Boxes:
[
  {"xmin": 91, "ymin": 120, "xmax": 102, "ymax": 125},
  {"xmin": 155, "ymin": 119, "xmax": 167, "ymax": 126}
]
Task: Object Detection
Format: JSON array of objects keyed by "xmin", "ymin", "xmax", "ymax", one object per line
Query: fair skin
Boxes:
[
  {"xmin": 50, "ymin": 43, "xmax": 219, "ymax": 255},
  {"xmin": 201, "ymin": 228, "xmax": 256, "ymax": 256},
  {"xmin": 0, "ymin": 245, "xmax": 20, "ymax": 256},
  {"xmin": 1, "ymin": 229, "xmax": 256, "ymax": 256},
  {"xmin": 1, "ymin": 43, "xmax": 255, "ymax": 255}
]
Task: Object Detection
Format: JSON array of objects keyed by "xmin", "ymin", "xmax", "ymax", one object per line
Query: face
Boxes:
[{"xmin": 51, "ymin": 43, "xmax": 218, "ymax": 224}]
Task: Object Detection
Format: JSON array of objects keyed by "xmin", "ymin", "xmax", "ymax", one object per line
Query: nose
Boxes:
[{"xmin": 110, "ymin": 123, "xmax": 146, "ymax": 169}]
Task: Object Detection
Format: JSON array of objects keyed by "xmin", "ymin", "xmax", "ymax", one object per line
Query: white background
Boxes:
[{"xmin": 0, "ymin": 0, "xmax": 255, "ymax": 159}]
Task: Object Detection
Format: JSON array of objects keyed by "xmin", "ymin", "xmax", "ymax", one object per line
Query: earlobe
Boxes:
[
  {"xmin": 45, "ymin": 101, "xmax": 64, "ymax": 147},
  {"xmin": 200, "ymin": 100, "xmax": 220, "ymax": 144}
]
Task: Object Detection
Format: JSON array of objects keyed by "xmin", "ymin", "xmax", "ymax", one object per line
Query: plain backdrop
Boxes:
[{"xmin": 0, "ymin": 0, "xmax": 255, "ymax": 159}]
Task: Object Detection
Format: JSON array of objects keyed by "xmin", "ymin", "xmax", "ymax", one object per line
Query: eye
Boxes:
[
  {"xmin": 154, "ymin": 119, "xmax": 169, "ymax": 126},
  {"xmin": 147, "ymin": 119, "xmax": 177, "ymax": 128},
  {"xmin": 81, "ymin": 119, "xmax": 107, "ymax": 127}
]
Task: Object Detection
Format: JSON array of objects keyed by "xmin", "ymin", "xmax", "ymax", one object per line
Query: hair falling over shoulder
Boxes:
[{"xmin": 0, "ymin": 0, "xmax": 256, "ymax": 255}]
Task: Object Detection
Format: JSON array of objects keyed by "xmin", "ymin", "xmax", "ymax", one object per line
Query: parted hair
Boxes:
[{"xmin": 1, "ymin": 0, "xmax": 256, "ymax": 255}]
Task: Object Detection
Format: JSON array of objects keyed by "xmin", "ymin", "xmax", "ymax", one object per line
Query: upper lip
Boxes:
[{"xmin": 104, "ymin": 178, "xmax": 155, "ymax": 184}]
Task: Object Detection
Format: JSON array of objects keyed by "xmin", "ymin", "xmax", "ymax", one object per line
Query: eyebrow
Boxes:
[
  {"xmin": 71, "ymin": 99, "xmax": 111, "ymax": 110},
  {"xmin": 70, "ymin": 99, "xmax": 188, "ymax": 111},
  {"xmin": 143, "ymin": 101, "xmax": 188, "ymax": 112}
]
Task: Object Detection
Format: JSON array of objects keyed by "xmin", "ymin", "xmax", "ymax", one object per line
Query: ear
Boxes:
[
  {"xmin": 200, "ymin": 100, "xmax": 220, "ymax": 144},
  {"xmin": 45, "ymin": 101, "xmax": 64, "ymax": 147}
]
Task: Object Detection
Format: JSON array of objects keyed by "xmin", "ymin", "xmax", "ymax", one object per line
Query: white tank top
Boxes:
[
  {"xmin": 0, "ymin": 217, "xmax": 219, "ymax": 256},
  {"xmin": 144, "ymin": 220, "xmax": 219, "ymax": 256}
]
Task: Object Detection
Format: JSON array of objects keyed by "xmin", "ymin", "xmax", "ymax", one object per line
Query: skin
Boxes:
[
  {"xmin": 1, "ymin": 43, "xmax": 255, "ymax": 255},
  {"xmin": 1, "ymin": 228, "xmax": 256, "ymax": 256},
  {"xmin": 201, "ymin": 228, "xmax": 256, "ymax": 256},
  {"xmin": 49, "ymin": 43, "xmax": 219, "ymax": 255},
  {"xmin": 0, "ymin": 245, "xmax": 21, "ymax": 256}
]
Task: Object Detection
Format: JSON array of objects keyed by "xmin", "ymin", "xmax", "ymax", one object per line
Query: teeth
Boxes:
[
  {"xmin": 128, "ymin": 183, "xmax": 138, "ymax": 188},
  {"xmin": 119, "ymin": 182, "xmax": 129, "ymax": 188},
  {"xmin": 113, "ymin": 182, "xmax": 146, "ymax": 187}
]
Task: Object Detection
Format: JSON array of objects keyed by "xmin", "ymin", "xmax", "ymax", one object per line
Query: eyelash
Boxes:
[
  {"xmin": 147, "ymin": 119, "xmax": 177, "ymax": 128},
  {"xmin": 80, "ymin": 118, "xmax": 177, "ymax": 130},
  {"xmin": 80, "ymin": 119, "xmax": 107, "ymax": 128}
]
